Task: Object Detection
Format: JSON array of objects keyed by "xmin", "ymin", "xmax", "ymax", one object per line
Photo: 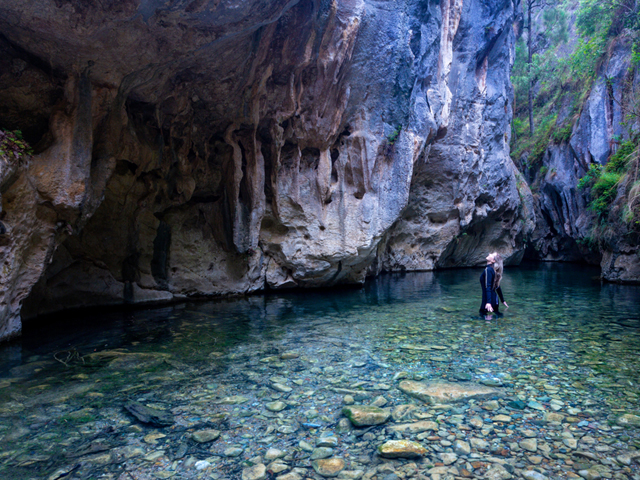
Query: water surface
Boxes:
[{"xmin": 1, "ymin": 263, "xmax": 639, "ymax": 479}]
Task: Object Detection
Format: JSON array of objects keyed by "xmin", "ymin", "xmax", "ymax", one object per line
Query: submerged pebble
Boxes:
[{"xmin": 1, "ymin": 266, "xmax": 639, "ymax": 480}]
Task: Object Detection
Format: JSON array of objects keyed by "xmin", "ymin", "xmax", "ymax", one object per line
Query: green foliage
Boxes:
[
  {"xmin": 569, "ymin": 37, "xmax": 606, "ymax": 81},
  {"xmin": 0, "ymin": 129, "xmax": 33, "ymax": 161},
  {"xmin": 513, "ymin": 113, "xmax": 558, "ymax": 168},
  {"xmin": 590, "ymin": 171, "xmax": 622, "ymax": 216},
  {"xmin": 387, "ymin": 125, "xmax": 402, "ymax": 145},
  {"xmin": 608, "ymin": 139, "xmax": 636, "ymax": 173},
  {"xmin": 633, "ymin": 40, "xmax": 640, "ymax": 66},
  {"xmin": 543, "ymin": 7, "xmax": 569, "ymax": 45},
  {"xmin": 578, "ymin": 140, "xmax": 638, "ymax": 219},
  {"xmin": 553, "ymin": 122, "xmax": 573, "ymax": 144},
  {"xmin": 511, "ymin": 117, "xmax": 527, "ymax": 142},
  {"xmin": 577, "ymin": 234, "xmax": 599, "ymax": 250},
  {"xmin": 623, "ymin": 180, "xmax": 640, "ymax": 225},
  {"xmin": 539, "ymin": 165, "xmax": 549, "ymax": 176},
  {"xmin": 576, "ymin": 0, "xmax": 614, "ymax": 38},
  {"xmin": 531, "ymin": 114, "xmax": 557, "ymax": 163},
  {"xmin": 511, "ymin": 0, "xmax": 640, "ymax": 171},
  {"xmin": 572, "ymin": 0, "xmax": 639, "ymax": 78},
  {"xmin": 578, "ymin": 163, "xmax": 604, "ymax": 190}
]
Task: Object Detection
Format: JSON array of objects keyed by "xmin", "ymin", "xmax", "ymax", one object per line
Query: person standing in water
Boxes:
[{"xmin": 480, "ymin": 252, "xmax": 508, "ymax": 316}]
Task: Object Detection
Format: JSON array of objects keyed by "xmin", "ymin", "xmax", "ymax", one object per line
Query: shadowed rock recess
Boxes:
[{"xmin": 0, "ymin": 0, "xmax": 529, "ymax": 340}]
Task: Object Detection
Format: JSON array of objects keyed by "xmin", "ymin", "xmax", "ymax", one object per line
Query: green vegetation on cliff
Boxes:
[
  {"xmin": 511, "ymin": 0, "xmax": 640, "ymax": 238},
  {"xmin": 0, "ymin": 129, "xmax": 32, "ymax": 163},
  {"xmin": 511, "ymin": 0, "xmax": 640, "ymax": 171},
  {"xmin": 577, "ymin": 139, "xmax": 640, "ymax": 246}
]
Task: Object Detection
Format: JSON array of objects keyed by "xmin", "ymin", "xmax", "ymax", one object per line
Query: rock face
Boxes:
[
  {"xmin": 0, "ymin": 0, "xmax": 526, "ymax": 340},
  {"xmin": 524, "ymin": 33, "xmax": 640, "ymax": 283},
  {"xmin": 526, "ymin": 143, "xmax": 597, "ymax": 263},
  {"xmin": 378, "ymin": 3, "xmax": 534, "ymax": 271}
]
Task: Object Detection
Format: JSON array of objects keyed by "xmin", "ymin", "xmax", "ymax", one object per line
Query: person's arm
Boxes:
[
  {"xmin": 496, "ymin": 286, "xmax": 508, "ymax": 308},
  {"xmin": 484, "ymin": 268, "xmax": 494, "ymax": 312}
]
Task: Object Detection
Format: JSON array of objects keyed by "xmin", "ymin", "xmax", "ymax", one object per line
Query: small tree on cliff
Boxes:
[{"xmin": 524, "ymin": 0, "xmax": 547, "ymax": 136}]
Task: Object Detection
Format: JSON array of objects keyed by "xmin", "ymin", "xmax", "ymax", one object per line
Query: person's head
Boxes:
[
  {"xmin": 486, "ymin": 252, "xmax": 497, "ymax": 264},
  {"xmin": 492, "ymin": 252, "xmax": 504, "ymax": 288}
]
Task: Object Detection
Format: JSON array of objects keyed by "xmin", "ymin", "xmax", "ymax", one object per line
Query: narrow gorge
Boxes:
[
  {"xmin": 1, "ymin": 3, "xmax": 640, "ymax": 480},
  {"xmin": 0, "ymin": 0, "xmax": 530, "ymax": 341}
]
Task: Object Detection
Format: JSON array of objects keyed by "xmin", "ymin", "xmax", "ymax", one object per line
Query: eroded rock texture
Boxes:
[
  {"xmin": 525, "ymin": 34, "xmax": 640, "ymax": 283},
  {"xmin": 378, "ymin": 1, "xmax": 533, "ymax": 271},
  {"xmin": 0, "ymin": 0, "xmax": 527, "ymax": 340}
]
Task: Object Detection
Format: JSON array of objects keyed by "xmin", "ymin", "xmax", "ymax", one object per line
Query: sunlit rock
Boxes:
[
  {"xmin": 242, "ymin": 464, "xmax": 266, "ymax": 480},
  {"xmin": 520, "ymin": 439, "xmax": 537, "ymax": 452},
  {"xmin": 397, "ymin": 380, "xmax": 502, "ymax": 404},
  {"xmin": 378, "ymin": 440, "xmax": 427, "ymax": 459},
  {"xmin": 311, "ymin": 458, "xmax": 345, "ymax": 477},
  {"xmin": 484, "ymin": 464, "xmax": 512, "ymax": 479},
  {"xmin": 265, "ymin": 401, "xmax": 286, "ymax": 412}
]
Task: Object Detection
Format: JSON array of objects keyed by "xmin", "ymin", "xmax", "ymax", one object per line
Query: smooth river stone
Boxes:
[
  {"xmin": 280, "ymin": 352, "xmax": 299, "ymax": 359},
  {"xmin": 215, "ymin": 396, "xmax": 249, "ymax": 405},
  {"xmin": 493, "ymin": 414, "xmax": 512, "ymax": 422},
  {"xmin": 543, "ymin": 412, "xmax": 564, "ymax": 423},
  {"xmin": 342, "ymin": 406, "xmax": 390, "ymax": 426},
  {"xmin": 266, "ymin": 401, "xmax": 286, "ymax": 412},
  {"xmin": 454, "ymin": 440, "xmax": 471, "ymax": 455},
  {"xmin": 520, "ymin": 439, "xmax": 537, "ymax": 452},
  {"xmin": 378, "ymin": 440, "xmax": 427, "ymax": 459},
  {"xmin": 390, "ymin": 421, "xmax": 438, "ymax": 434},
  {"xmin": 272, "ymin": 383, "xmax": 293, "ymax": 393},
  {"xmin": 265, "ymin": 448, "xmax": 285, "ymax": 460},
  {"xmin": 522, "ymin": 471, "xmax": 549, "ymax": 480},
  {"xmin": 397, "ymin": 380, "xmax": 501, "ymax": 404},
  {"xmin": 311, "ymin": 458, "xmax": 345, "ymax": 477},
  {"xmin": 191, "ymin": 429, "xmax": 220, "ymax": 443},
  {"xmin": 311, "ymin": 447, "xmax": 334, "ymax": 460},
  {"xmin": 485, "ymin": 464, "xmax": 513, "ymax": 479},
  {"xmin": 317, "ymin": 436, "xmax": 339, "ymax": 447},
  {"xmin": 617, "ymin": 414, "xmax": 640, "ymax": 427},
  {"xmin": 242, "ymin": 464, "xmax": 266, "ymax": 480}
]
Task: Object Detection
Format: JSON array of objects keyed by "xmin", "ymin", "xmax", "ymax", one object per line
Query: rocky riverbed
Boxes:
[{"xmin": 1, "ymin": 266, "xmax": 639, "ymax": 480}]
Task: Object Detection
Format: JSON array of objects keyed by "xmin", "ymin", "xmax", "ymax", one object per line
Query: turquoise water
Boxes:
[{"xmin": 0, "ymin": 263, "xmax": 639, "ymax": 479}]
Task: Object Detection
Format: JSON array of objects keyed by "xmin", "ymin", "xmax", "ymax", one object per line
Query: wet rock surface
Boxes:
[
  {"xmin": 397, "ymin": 380, "xmax": 502, "ymax": 404},
  {"xmin": 0, "ymin": 266, "xmax": 639, "ymax": 479},
  {"xmin": 124, "ymin": 400, "xmax": 174, "ymax": 427}
]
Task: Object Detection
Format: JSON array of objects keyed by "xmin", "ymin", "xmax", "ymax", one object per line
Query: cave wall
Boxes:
[{"xmin": 0, "ymin": 0, "xmax": 527, "ymax": 340}]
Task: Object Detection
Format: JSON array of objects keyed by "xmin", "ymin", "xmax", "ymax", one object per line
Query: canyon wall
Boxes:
[
  {"xmin": 0, "ymin": 0, "xmax": 528, "ymax": 341},
  {"xmin": 522, "ymin": 32, "xmax": 640, "ymax": 284}
]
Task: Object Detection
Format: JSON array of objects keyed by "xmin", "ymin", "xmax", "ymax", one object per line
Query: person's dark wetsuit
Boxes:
[{"xmin": 479, "ymin": 265, "xmax": 505, "ymax": 315}]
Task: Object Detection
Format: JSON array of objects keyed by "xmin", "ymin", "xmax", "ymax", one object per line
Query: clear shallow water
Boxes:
[{"xmin": 0, "ymin": 263, "xmax": 639, "ymax": 479}]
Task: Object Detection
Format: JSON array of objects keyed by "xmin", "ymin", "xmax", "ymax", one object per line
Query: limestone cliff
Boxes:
[
  {"xmin": 0, "ymin": 0, "xmax": 528, "ymax": 341},
  {"xmin": 518, "ymin": 25, "xmax": 640, "ymax": 284}
]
